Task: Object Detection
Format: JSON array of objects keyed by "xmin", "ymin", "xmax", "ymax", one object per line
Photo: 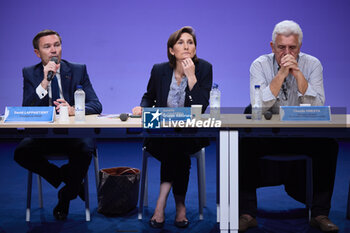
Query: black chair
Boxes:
[{"xmin": 244, "ymin": 104, "xmax": 313, "ymax": 220}]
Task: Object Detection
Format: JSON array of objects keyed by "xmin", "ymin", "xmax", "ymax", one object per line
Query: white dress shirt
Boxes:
[{"xmin": 250, "ymin": 52, "xmax": 325, "ymax": 113}]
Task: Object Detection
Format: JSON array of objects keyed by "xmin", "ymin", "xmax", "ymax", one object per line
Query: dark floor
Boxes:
[{"xmin": 0, "ymin": 139, "xmax": 349, "ymax": 233}]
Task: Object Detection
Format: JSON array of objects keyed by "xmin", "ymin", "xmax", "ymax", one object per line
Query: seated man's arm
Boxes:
[
  {"xmin": 250, "ymin": 60, "xmax": 277, "ymax": 111},
  {"xmin": 80, "ymin": 65, "xmax": 102, "ymax": 114},
  {"xmin": 22, "ymin": 68, "xmax": 49, "ymax": 106},
  {"xmin": 299, "ymin": 60, "xmax": 325, "ymax": 106}
]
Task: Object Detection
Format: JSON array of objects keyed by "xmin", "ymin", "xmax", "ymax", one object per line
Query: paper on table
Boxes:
[{"xmin": 97, "ymin": 114, "xmax": 120, "ymax": 119}]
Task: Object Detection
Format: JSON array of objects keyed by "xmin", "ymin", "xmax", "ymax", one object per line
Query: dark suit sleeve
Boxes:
[
  {"xmin": 22, "ymin": 68, "xmax": 49, "ymax": 106},
  {"xmin": 185, "ymin": 61, "xmax": 213, "ymax": 112},
  {"xmin": 140, "ymin": 65, "xmax": 157, "ymax": 107},
  {"xmin": 80, "ymin": 65, "xmax": 102, "ymax": 114}
]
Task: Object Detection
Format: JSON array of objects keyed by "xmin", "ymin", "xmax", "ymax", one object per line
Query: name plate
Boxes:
[
  {"xmin": 280, "ymin": 106, "xmax": 331, "ymax": 121},
  {"xmin": 4, "ymin": 106, "xmax": 55, "ymax": 123},
  {"xmin": 142, "ymin": 107, "xmax": 191, "ymax": 129}
]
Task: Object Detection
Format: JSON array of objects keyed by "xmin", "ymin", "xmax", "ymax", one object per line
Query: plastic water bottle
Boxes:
[
  {"xmin": 74, "ymin": 85, "xmax": 85, "ymax": 122},
  {"xmin": 210, "ymin": 83, "xmax": 221, "ymax": 119},
  {"xmin": 252, "ymin": 85, "xmax": 262, "ymax": 120}
]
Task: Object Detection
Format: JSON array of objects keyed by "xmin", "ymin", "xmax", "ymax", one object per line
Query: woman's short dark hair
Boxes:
[
  {"xmin": 32, "ymin": 29, "xmax": 62, "ymax": 50},
  {"xmin": 167, "ymin": 26, "xmax": 198, "ymax": 68}
]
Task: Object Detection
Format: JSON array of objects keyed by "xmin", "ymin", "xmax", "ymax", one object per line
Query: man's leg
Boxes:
[
  {"xmin": 239, "ymin": 138, "xmax": 264, "ymax": 231},
  {"xmin": 52, "ymin": 138, "xmax": 93, "ymax": 220},
  {"xmin": 59, "ymin": 138, "xmax": 93, "ymax": 201},
  {"xmin": 308, "ymin": 138, "xmax": 339, "ymax": 232},
  {"xmin": 14, "ymin": 138, "xmax": 61, "ymax": 188}
]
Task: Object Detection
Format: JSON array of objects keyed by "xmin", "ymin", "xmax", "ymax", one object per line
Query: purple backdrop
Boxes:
[{"xmin": 0, "ymin": 0, "xmax": 349, "ymax": 113}]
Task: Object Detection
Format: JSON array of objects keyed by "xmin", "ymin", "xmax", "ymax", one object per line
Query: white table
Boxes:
[
  {"xmin": 218, "ymin": 114, "xmax": 350, "ymax": 232},
  {"xmin": 1, "ymin": 114, "xmax": 349, "ymax": 232}
]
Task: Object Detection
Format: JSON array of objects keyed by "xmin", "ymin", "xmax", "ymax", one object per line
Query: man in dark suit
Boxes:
[{"xmin": 14, "ymin": 29, "xmax": 102, "ymax": 220}]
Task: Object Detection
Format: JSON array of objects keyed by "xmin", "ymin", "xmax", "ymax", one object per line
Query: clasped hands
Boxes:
[{"xmin": 278, "ymin": 54, "xmax": 300, "ymax": 77}]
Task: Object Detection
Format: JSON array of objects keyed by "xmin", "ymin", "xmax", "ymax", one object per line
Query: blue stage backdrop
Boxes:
[{"xmin": 0, "ymin": 0, "xmax": 349, "ymax": 113}]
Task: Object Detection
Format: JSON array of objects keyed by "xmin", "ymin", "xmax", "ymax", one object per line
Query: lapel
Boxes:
[
  {"xmin": 59, "ymin": 60, "xmax": 72, "ymax": 103},
  {"xmin": 161, "ymin": 64, "xmax": 173, "ymax": 106}
]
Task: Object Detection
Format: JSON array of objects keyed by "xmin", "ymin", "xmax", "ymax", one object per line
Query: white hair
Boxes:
[{"xmin": 272, "ymin": 20, "xmax": 303, "ymax": 44}]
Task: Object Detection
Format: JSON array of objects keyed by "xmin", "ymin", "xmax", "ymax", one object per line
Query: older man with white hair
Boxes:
[{"xmin": 239, "ymin": 20, "xmax": 339, "ymax": 232}]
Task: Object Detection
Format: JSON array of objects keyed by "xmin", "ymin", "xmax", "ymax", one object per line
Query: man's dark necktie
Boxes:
[
  {"xmin": 278, "ymin": 66, "xmax": 288, "ymax": 101},
  {"xmin": 51, "ymin": 75, "xmax": 60, "ymax": 106}
]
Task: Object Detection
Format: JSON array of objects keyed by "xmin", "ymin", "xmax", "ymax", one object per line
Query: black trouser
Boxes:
[
  {"xmin": 239, "ymin": 138, "xmax": 338, "ymax": 218},
  {"xmin": 14, "ymin": 138, "xmax": 93, "ymax": 201},
  {"xmin": 145, "ymin": 138, "xmax": 206, "ymax": 196}
]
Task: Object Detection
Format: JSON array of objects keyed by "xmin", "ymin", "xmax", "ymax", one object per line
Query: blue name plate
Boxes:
[
  {"xmin": 4, "ymin": 106, "xmax": 55, "ymax": 123},
  {"xmin": 280, "ymin": 106, "xmax": 331, "ymax": 121}
]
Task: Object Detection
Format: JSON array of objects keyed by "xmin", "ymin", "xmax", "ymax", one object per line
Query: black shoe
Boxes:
[
  {"xmin": 53, "ymin": 200, "xmax": 69, "ymax": 220},
  {"xmin": 149, "ymin": 218, "xmax": 165, "ymax": 228},
  {"xmin": 174, "ymin": 220, "xmax": 189, "ymax": 228},
  {"xmin": 310, "ymin": 215, "xmax": 339, "ymax": 232},
  {"xmin": 239, "ymin": 215, "xmax": 258, "ymax": 232},
  {"xmin": 53, "ymin": 189, "xmax": 70, "ymax": 220}
]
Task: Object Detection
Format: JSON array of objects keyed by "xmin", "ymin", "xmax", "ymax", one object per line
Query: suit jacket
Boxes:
[
  {"xmin": 140, "ymin": 58, "xmax": 213, "ymax": 112},
  {"xmin": 22, "ymin": 59, "xmax": 102, "ymax": 114}
]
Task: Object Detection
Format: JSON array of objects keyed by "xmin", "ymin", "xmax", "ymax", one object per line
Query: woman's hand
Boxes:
[
  {"xmin": 132, "ymin": 106, "xmax": 142, "ymax": 116},
  {"xmin": 182, "ymin": 58, "xmax": 197, "ymax": 90}
]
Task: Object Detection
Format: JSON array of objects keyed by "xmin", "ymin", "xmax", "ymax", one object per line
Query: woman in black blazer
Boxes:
[{"xmin": 133, "ymin": 26, "xmax": 212, "ymax": 228}]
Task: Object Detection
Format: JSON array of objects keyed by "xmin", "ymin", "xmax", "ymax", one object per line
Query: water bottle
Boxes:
[
  {"xmin": 210, "ymin": 83, "xmax": 221, "ymax": 119},
  {"xmin": 252, "ymin": 85, "xmax": 262, "ymax": 120},
  {"xmin": 74, "ymin": 85, "xmax": 85, "ymax": 122}
]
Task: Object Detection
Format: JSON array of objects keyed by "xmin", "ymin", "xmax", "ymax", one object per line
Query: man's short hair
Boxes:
[
  {"xmin": 32, "ymin": 29, "xmax": 62, "ymax": 50},
  {"xmin": 167, "ymin": 26, "xmax": 198, "ymax": 68},
  {"xmin": 272, "ymin": 20, "xmax": 303, "ymax": 45}
]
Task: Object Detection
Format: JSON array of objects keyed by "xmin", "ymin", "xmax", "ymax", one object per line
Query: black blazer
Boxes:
[
  {"xmin": 22, "ymin": 59, "xmax": 102, "ymax": 114},
  {"xmin": 140, "ymin": 58, "xmax": 213, "ymax": 112}
]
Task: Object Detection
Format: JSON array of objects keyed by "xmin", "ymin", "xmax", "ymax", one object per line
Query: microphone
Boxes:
[
  {"xmin": 264, "ymin": 111, "xmax": 272, "ymax": 120},
  {"xmin": 119, "ymin": 113, "xmax": 129, "ymax": 121},
  {"xmin": 47, "ymin": 57, "xmax": 59, "ymax": 81}
]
